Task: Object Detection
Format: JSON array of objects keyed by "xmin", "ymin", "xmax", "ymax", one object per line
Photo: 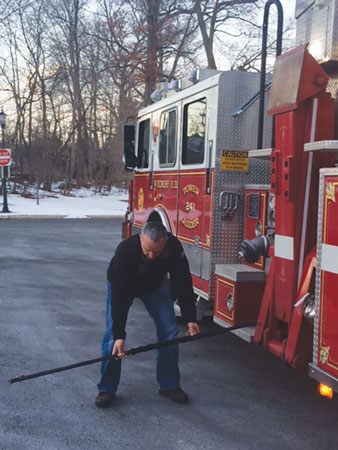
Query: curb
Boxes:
[{"xmin": 0, "ymin": 215, "xmax": 124, "ymax": 220}]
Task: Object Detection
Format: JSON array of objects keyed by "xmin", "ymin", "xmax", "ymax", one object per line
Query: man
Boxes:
[{"xmin": 95, "ymin": 221, "xmax": 200, "ymax": 408}]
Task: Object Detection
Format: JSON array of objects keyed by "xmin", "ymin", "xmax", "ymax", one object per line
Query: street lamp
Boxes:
[
  {"xmin": 0, "ymin": 109, "xmax": 10, "ymax": 213},
  {"xmin": 0, "ymin": 110, "xmax": 6, "ymax": 131}
]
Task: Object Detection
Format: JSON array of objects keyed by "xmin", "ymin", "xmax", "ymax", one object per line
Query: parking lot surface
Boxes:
[{"xmin": 1, "ymin": 219, "xmax": 338, "ymax": 450}]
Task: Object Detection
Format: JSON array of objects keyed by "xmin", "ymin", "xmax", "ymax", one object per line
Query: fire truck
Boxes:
[{"xmin": 122, "ymin": 0, "xmax": 338, "ymax": 397}]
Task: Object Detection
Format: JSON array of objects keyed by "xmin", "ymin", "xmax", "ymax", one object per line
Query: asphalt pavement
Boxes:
[{"xmin": 1, "ymin": 218, "xmax": 338, "ymax": 450}]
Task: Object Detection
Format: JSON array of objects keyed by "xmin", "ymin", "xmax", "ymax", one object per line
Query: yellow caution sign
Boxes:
[{"xmin": 221, "ymin": 150, "xmax": 249, "ymax": 172}]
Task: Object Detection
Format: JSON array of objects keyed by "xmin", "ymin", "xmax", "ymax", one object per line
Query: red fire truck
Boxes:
[{"xmin": 122, "ymin": 0, "xmax": 338, "ymax": 397}]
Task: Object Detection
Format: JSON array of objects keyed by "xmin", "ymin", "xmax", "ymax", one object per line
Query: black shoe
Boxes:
[
  {"xmin": 95, "ymin": 392, "xmax": 115, "ymax": 408},
  {"xmin": 159, "ymin": 387, "xmax": 189, "ymax": 404}
]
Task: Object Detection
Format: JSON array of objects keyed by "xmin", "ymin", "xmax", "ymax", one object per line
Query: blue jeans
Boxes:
[{"xmin": 97, "ymin": 281, "xmax": 180, "ymax": 393}]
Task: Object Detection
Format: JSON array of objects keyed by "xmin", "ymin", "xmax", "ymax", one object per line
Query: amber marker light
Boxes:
[{"xmin": 319, "ymin": 383, "xmax": 333, "ymax": 399}]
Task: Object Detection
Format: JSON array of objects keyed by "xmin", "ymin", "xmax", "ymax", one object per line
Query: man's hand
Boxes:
[
  {"xmin": 186, "ymin": 322, "xmax": 200, "ymax": 336},
  {"xmin": 112, "ymin": 339, "xmax": 127, "ymax": 358}
]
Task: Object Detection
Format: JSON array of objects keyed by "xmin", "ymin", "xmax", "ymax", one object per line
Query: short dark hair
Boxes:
[{"xmin": 142, "ymin": 221, "xmax": 168, "ymax": 242}]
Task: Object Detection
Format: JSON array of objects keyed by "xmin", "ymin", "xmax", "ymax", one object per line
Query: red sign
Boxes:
[{"xmin": 0, "ymin": 148, "xmax": 11, "ymax": 166}]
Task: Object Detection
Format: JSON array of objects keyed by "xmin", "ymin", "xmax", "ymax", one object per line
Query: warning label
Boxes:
[{"xmin": 221, "ymin": 150, "xmax": 249, "ymax": 172}]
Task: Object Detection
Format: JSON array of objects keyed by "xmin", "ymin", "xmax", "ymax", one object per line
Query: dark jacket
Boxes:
[{"xmin": 107, "ymin": 233, "xmax": 196, "ymax": 339}]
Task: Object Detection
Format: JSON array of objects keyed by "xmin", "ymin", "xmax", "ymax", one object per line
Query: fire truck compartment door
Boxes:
[{"xmin": 315, "ymin": 170, "xmax": 338, "ymax": 380}]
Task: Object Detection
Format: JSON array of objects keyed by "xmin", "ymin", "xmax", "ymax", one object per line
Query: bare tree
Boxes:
[
  {"xmin": 0, "ymin": 0, "xmax": 296, "ymax": 193},
  {"xmin": 96, "ymin": 0, "xmax": 198, "ymax": 105}
]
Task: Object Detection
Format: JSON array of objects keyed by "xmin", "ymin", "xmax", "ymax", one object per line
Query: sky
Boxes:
[{"xmin": 0, "ymin": 186, "xmax": 128, "ymax": 219}]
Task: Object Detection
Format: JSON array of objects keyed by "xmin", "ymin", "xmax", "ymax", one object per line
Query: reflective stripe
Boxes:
[
  {"xmin": 275, "ymin": 235, "xmax": 294, "ymax": 261},
  {"xmin": 321, "ymin": 244, "xmax": 338, "ymax": 275}
]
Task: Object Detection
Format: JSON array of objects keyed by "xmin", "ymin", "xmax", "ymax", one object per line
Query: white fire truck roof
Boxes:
[{"xmin": 138, "ymin": 71, "xmax": 224, "ymax": 117}]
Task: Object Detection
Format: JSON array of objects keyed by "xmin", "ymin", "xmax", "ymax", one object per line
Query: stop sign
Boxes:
[{"xmin": 0, "ymin": 148, "xmax": 11, "ymax": 166}]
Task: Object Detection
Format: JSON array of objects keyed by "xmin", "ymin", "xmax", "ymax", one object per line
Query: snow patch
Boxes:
[{"xmin": 1, "ymin": 185, "xmax": 128, "ymax": 218}]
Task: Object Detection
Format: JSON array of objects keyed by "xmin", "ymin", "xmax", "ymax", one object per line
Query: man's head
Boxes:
[{"xmin": 140, "ymin": 221, "xmax": 168, "ymax": 260}]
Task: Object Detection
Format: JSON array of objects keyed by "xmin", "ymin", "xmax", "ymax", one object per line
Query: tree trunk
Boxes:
[
  {"xmin": 144, "ymin": 0, "xmax": 161, "ymax": 105},
  {"xmin": 194, "ymin": 0, "xmax": 217, "ymax": 70}
]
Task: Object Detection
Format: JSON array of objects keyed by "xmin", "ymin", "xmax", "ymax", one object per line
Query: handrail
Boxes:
[{"xmin": 257, "ymin": 0, "xmax": 284, "ymax": 150}]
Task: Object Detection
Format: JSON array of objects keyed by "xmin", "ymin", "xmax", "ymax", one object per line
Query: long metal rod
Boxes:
[
  {"xmin": 9, "ymin": 323, "xmax": 254, "ymax": 384},
  {"xmin": 257, "ymin": 0, "xmax": 284, "ymax": 149}
]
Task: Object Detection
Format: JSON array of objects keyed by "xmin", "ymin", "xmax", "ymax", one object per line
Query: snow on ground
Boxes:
[{"xmin": 0, "ymin": 184, "xmax": 128, "ymax": 219}]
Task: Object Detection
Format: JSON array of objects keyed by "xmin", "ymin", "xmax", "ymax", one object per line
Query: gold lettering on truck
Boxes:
[
  {"xmin": 185, "ymin": 202, "xmax": 195, "ymax": 211},
  {"xmin": 183, "ymin": 184, "xmax": 199, "ymax": 196},
  {"xmin": 180, "ymin": 217, "xmax": 199, "ymax": 229},
  {"xmin": 154, "ymin": 180, "xmax": 169, "ymax": 189}
]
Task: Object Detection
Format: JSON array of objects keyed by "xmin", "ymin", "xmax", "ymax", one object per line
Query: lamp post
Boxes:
[{"xmin": 0, "ymin": 110, "xmax": 10, "ymax": 213}]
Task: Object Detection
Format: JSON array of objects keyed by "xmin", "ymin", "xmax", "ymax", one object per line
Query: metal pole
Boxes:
[
  {"xmin": 1, "ymin": 126, "xmax": 10, "ymax": 213},
  {"xmin": 9, "ymin": 323, "xmax": 254, "ymax": 384}
]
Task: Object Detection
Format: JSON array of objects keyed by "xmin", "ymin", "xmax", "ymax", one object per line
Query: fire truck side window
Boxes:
[
  {"xmin": 159, "ymin": 110, "xmax": 176, "ymax": 166},
  {"xmin": 182, "ymin": 98, "xmax": 206, "ymax": 165},
  {"xmin": 137, "ymin": 119, "xmax": 150, "ymax": 169}
]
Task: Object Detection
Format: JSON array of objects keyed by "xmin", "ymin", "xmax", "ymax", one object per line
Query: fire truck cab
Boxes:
[{"xmin": 123, "ymin": 68, "xmax": 273, "ymax": 328}]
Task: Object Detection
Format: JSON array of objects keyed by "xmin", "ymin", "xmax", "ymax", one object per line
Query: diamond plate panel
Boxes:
[
  {"xmin": 296, "ymin": 0, "xmax": 338, "ymax": 63},
  {"xmin": 329, "ymin": 0, "xmax": 338, "ymax": 60},
  {"xmin": 328, "ymin": 76, "xmax": 338, "ymax": 140},
  {"xmin": 208, "ymin": 71, "xmax": 271, "ymax": 302}
]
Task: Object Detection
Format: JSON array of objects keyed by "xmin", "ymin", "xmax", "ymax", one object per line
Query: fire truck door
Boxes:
[{"xmin": 177, "ymin": 97, "xmax": 211, "ymax": 290}]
